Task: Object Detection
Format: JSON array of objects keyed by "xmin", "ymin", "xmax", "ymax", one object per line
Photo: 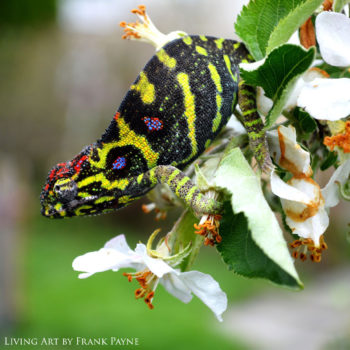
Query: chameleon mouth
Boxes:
[
  {"xmin": 41, "ymin": 195, "xmax": 99, "ymax": 218},
  {"xmin": 41, "ymin": 205, "xmax": 66, "ymax": 218}
]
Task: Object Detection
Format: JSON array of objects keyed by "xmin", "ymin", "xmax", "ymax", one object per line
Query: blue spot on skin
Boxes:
[
  {"xmin": 143, "ymin": 117, "xmax": 163, "ymax": 131},
  {"xmin": 113, "ymin": 157, "xmax": 126, "ymax": 170}
]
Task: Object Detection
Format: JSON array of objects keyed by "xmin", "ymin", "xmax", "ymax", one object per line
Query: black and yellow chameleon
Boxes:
[{"xmin": 40, "ymin": 5, "xmax": 271, "ymax": 222}]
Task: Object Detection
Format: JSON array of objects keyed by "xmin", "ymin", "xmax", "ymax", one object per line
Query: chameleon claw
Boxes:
[{"xmin": 194, "ymin": 214, "xmax": 222, "ymax": 246}]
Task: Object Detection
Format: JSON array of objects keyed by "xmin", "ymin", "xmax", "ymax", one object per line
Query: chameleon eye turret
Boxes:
[
  {"xmin": 41, "ymin": 5, "xmax": 272, "ymax": 220},
  {"xmin": 53, "ymin": 179, "xmax": 78, "ymax": 203}
]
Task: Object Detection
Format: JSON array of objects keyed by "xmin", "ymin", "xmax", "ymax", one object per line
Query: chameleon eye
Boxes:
[{"xmin": 53, "ymin": 179, "xmax": 78, "ymax": 202}]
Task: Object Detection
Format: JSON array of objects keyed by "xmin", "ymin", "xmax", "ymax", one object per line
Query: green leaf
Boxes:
[
  {"xmin": 320, "ymin": 150, "xmax": 338, "ymax": 171},
  {"xmin": 241, "ymin": 44, "xmax": 315, "ymax": 127},
  {"xmin": 333, "ymin": 0, "xmax": 350, "ymax": 12},
  {"xmin": 217, "ymin": 203, "xmax": 300, "ymax": 287},
  {"xmin": 293, "ymin": 107, "xmax": 317, "ymax": 134},
  {"xmin": 168, "ymin": 210, "xmax": 204, "ymax": 272},
  {"xmin": 235, "ymin": 0, "xmax": 323, "ymax": 60},
  {"xmin": 214, "ymin": 147, "xmax": 302, "ymax": 288}
]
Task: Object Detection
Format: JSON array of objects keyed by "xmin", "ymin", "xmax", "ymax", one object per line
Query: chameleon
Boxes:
[{"xmin": 40, "ymin": 5, "xmax": 272, "ymax": 239}]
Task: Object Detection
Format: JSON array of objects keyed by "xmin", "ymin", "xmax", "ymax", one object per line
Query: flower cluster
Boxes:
[{"xmin": 71, "ymin": 4, "xmax": 350, "ymax": 321}]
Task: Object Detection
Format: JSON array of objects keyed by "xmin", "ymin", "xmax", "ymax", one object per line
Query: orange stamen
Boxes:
[
  {"xmin": 120, "ymin": 5, "xmax": 149, "ymax": 40},
  {"xmin": 324, "ymin": 121, "xmax": 350, "ymax": 153},
  {"xmin": 194, "ymin": 214, "xmax": 222, "ymax": 246},
  {"xmin": 290, "ymin": 235, "xmax": 327, "ymax": 263},
  {"xmin": 124, "ymin": 269, "xmax": 156, "ymax": 309}
]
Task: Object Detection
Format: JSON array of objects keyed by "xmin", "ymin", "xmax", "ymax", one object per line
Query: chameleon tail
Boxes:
[
  {"xmin": 147, "ymin": 165, "xmax": 222, "ymax": 215},
  {"xmin": 238, "ymin": 79, "xmax": 273, "ymax": 173}
]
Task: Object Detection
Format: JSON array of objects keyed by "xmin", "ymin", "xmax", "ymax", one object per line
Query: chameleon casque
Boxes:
[{"xmin": 40, "ymin": 6, "xmax": 271, "ymax": 227}]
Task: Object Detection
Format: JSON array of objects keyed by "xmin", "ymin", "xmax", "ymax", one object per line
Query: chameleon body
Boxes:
[{"xmin": 40, "ymin": 34, "xmax": 270, "ymax": 219}]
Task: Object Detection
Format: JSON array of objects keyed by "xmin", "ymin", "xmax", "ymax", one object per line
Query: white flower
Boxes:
[
  {"xmin": 296, "ymin": 12, "xmax": 350, "ymax": 119},
  {"xmin": 268, "ymin": 126, "xmax": 329, "ymax": 261},
  {"xmin": 297, "ymin": 78, "xmax": 350, "ymax": 120},
  {"xmin": 73, "ymin": 234, "xmax": 227, "ymax": 321},
  {"xmin": 316, "ymin": 12, "xmax": 350, "ymax": 67},
  {"xmin": 271, "ymin": 171, "xmax": 329, "ymax": 247},
  {"xmin": 257, "ymin": 13, "xmax": 350, "ymax": 120},
  {"xmin": 269, "ymin": 125, "xmax": 350, "ymax": 261}
]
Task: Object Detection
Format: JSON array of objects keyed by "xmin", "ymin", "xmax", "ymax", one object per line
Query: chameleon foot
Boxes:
[
  {"xmin": 120, "ymin": 4, "xmax": 186, "ymax": 50},
  {"xmin": 194, "ymin": 214, "xmax": 222, "ymax": 246}
]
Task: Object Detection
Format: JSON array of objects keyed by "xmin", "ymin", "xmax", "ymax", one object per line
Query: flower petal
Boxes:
[
  {"xmin": 160, "ymin": 273, "xmax": 193, "ymax": 303},
  {"xmin": 178, "ymin": 271, "xmax": 227, "ymax": 322},
  {"xmin": 322, "ymin": 158, "xmax": 350, "ymax": 207},
  {"xmin": 104, "ymin": 234, "xmax": 133, "ymax": 254},
  {"xmin": 297, "ymin": 78, "xmax": 350, "ymax": 120},
  {"xmin": 134, "ymin": 244, "xmax": 175, "ymax": 278},
  {"xmin": 285, "ymin": 207, "xmax": 329, "ymax": 246},
  {"xmin": 316, "ymin": 12, "xmax": 350, "ymax": 67},
  {"xmin": 271, "ymin": 171, "xmax": 313, "ymax": 204},
  {"xmin": 268, "ymin": 126, "xmax": 311, "ymax": 175},
  {"xmin": 72, "ymin": 248, "xmax": 133, "ymax": 278}
]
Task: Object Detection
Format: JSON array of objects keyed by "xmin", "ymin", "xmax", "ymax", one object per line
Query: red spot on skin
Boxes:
[
  {"xmin": 44, "ymin": 184, "xmax": 50, "ymax": 191},
  {"xmin": 49, "ymin": 169, "xmax": 56, "ymax": 181},
  {"xmin": 74, "ymin": 155, "xmax": 88, "ymax": 174},
  {"xmin": 114, "ymin": 112, "xmax": 120, "ymax": 121},
  {"xmin": 49, "ymin": 162, "xmax": 70, "ymax": 181}
]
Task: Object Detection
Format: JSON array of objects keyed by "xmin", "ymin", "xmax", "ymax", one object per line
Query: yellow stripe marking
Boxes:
[
  {"xmin": 157, "ymin": 49, "xmax": 176, "ymax": 69},
  {"xmin": 177, "ymin": 73, "xmax": 197, "ymax": 162},
  {"xmin": 167, "ymin": 169, "xmax": 181, "ymax": 185},
  {"xmin": 175, "ymin": 176, "xmax": 190, "ymax": 196},
  {"xmin": 75, "ymin": 205, "xmax": 93, "ymax": 216},
  {"xmin": 200, "ymin": 35, "xmax": 208, "ymax": 41},
  {"xmin": 208, "ymin": 63, "xmax": 223, "ymax": 133},
  {"xmin": 95, "ymin": 196, "xmax": 115, "ymax": 204},
  {"xmin": 195, "ymin": 45, "xmax": 208, "ymax": 56},
  {"xmin": 245, "ymin": 118, "xmax": 263, "ymax": 127},
  {"xmin": 54, "ymin": 203, "xmax": 65, "ymax": 217},
  {"xmin": 78, "ymin": 173, "xmax": 129, "ymax": 191},
  {"xmin": 214, "ymin": 38, "xmax": 224, "ymax": 49},
  {"xmin": 223, "ymin": 55, "xmax": 237, "ymax": 82},
  {"xmin": 131, "ymin": 71, "xmax": 155, "ymax": 104},
  {"xmin": 183, "ymin": 36, "xmax": 192, "ymax": 45},
  {"xmin": 78, "ymin": 192, "xmax": 92, "ymax": 198},
  {"xmin": 185, "ymin": 185, "xmax": 197, "ymax": 203},
  {"xmin": 149, "ymin": 168, "xmax": 158, "ymax": 186},
  {"xmin": 118, "ymin": 195, "xmax": 131, "ymax": 204},
  {"xmin": 249, "ymin": 130, "xmax": 265, "ymax": 140},
  {"xmin": 137, "ymin": 173, "xmax": 144, "ymax": 184},
  {"xmin": 242, "ymin": 108, "xmax": 257, "ymax": 115},
  {"xmin": 212, "ymin": 94, "xmax": 222, "ymax": 133},
  {"xmin": 208, "ymin": 63, "xmax": 222, "ymax": 93},
  {"xmin": 233, "ymin": 42, "xmax": 240, "ymax": 50}
]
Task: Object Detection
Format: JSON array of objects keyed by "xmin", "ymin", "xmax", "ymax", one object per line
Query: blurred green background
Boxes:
[{"xmin": 0, "ymin": 1, "xmax": 350, "ymax": 349}]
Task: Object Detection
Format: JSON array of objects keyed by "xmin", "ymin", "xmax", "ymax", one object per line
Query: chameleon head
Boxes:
[
  {"xmin": 40, "ymin": 145, "xmax": 137, "ymax": 218},
  {"xmin": 40, "ymin": 146, "xmax": 99, "ymax": 218}
]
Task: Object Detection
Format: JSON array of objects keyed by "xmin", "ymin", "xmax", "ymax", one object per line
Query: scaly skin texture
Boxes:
[{"xmin": 40, "ymin": 35, "xmax": 270, "ymax": 219}]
